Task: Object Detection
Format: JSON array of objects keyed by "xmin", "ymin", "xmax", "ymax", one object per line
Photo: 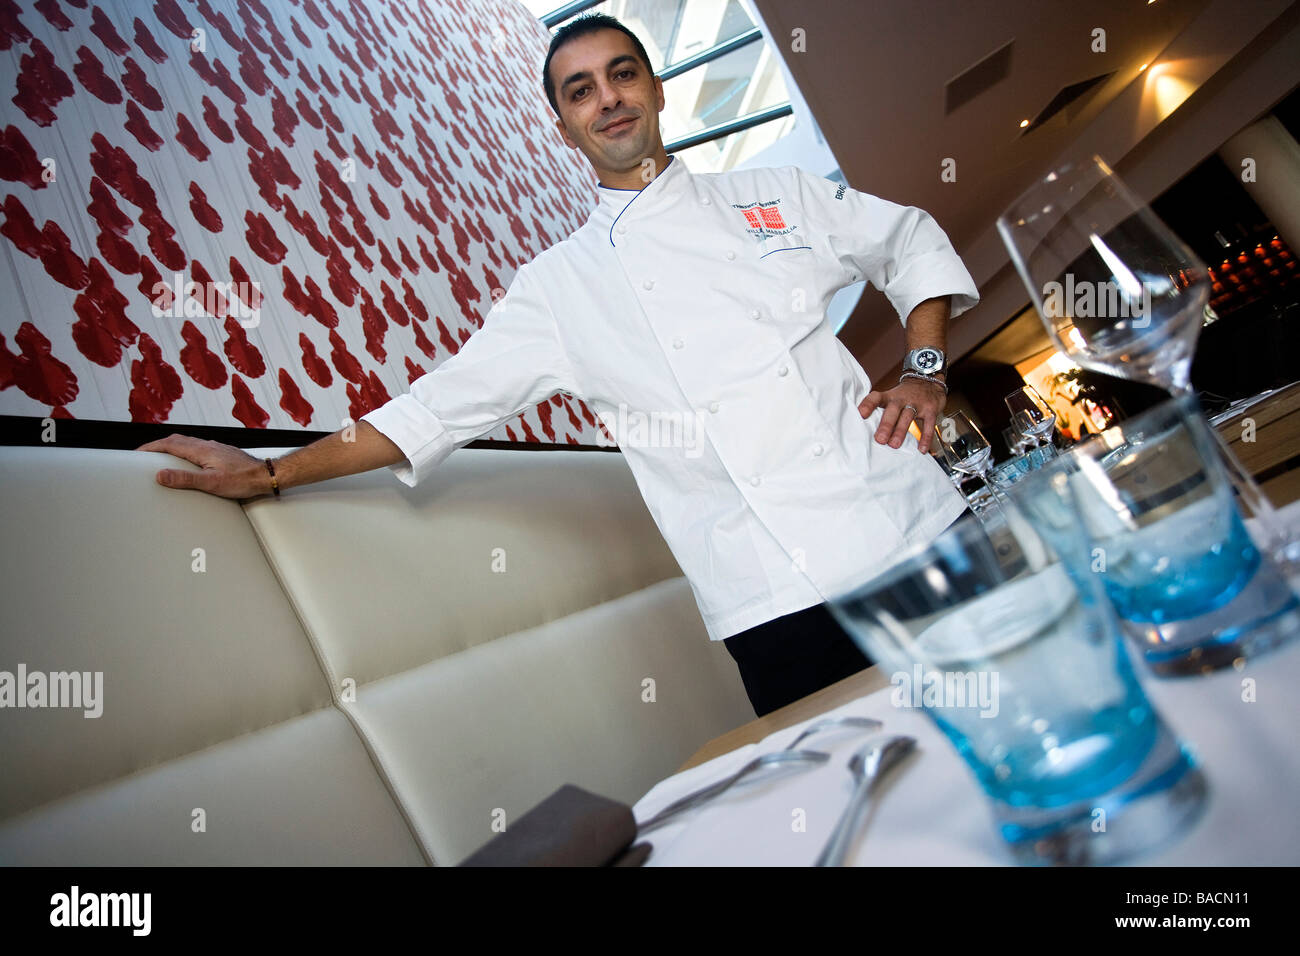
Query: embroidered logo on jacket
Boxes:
[
  {"xmin": 731, "ymin": 197, "xmax": 807, "ymax": 257},
  {"xmin": 731, "ymin": 198, "xmax": 796, "ymax": 240}
]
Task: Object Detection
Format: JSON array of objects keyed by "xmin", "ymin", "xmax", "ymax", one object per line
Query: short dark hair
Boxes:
[{"xmin": 542, "ymin": 13, "xmax": 655, "ymax": 117}]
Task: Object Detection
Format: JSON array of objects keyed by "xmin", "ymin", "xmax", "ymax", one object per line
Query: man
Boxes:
[{"xmin": 138, "ymin": 14, "xmax": 978, "ymax": 717}]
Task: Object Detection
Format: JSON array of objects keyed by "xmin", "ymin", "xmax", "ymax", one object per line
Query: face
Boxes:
[{"xmin": 549, "ymin": 29, "xmax": 666, "ymax": 179}]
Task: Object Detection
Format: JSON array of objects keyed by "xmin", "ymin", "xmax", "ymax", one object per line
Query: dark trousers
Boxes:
[{"xmin": 723, "ymin": 602, "xmax": 875, "ymax": 717}]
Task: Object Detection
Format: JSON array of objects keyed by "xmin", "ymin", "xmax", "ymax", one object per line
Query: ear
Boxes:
[
  {"xmin": 554, "ymin": 116, "xmax": 578, "ymax": 150},
  {"xmin": 654, "ymin": 74, "xmax": 665, "ymax": 113}
]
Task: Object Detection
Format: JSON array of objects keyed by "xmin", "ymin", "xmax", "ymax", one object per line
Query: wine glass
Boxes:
[
  {"xmin": 1005, "ymin": 385, "xmax": 1056, "ymax": 450},
  {"xmin": 935, "ymin": 412, "xmax": 996, "ymax": 502},
  {"xmin": 996, "ymin": 155, "xmax": 1296, "ymax": 566},
  {"xmin": 937, "ymin": 445, "xmax": 969, "ymax": 494},
  {"xmin": 1001, "ymin": 425, "xmax": 1030, "ymax": 458}
]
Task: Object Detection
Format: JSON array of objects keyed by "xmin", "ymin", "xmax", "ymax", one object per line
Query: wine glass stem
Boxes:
[
  {"xmin": 1170, "ymin": 382, "xmax": 1284, "ymax": 546},
  {"xmin": 979, "ymin": 466, "xmax": 1007, "ymax": 502}
]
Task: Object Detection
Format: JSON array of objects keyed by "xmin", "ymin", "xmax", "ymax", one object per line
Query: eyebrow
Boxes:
[{"xmin": 559, "ymin": 54, "xmax": 640, "ymax": 96}]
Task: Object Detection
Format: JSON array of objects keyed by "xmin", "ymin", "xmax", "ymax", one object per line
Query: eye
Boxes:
[{"xmin": 616, "ymin": 69, "xmax": 634, "ymax": 79}]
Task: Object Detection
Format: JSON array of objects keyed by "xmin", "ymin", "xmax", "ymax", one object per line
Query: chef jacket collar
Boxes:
[{"xmin": 592, "ymin": 154, "xmax": 690, "ymax": 246}]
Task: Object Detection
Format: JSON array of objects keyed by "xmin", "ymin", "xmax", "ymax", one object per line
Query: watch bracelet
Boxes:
[{"xmin": 899, "ymin": 371, "xmax": 949, "ymax": 394}]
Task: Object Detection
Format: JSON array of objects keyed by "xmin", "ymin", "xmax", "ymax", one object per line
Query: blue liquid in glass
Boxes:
[
  {"xmin": 928, "ymin": 631, "xmax": 1157, "ymax": 809},
  {"xmin": 933, "ymin": 699, "xmax": 1157, "ymax": 809},
  {"xmin": 1102, "ymin": 501, "xmax": 1261, "ymax": 624}
]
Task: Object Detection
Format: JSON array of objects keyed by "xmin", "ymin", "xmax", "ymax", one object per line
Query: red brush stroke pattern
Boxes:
[
  {"xmin": 128, "ymin": 331, "xmax": 183, "ymax": 422},
  {"xmin": 179, "ymin": 319, "xmax": 227, "ymax": 389},
  {"xmin": 188, "ymin": 182, "xmax": 221, "ymax": 232},
  {"xmin": 0, "ymin": 0, "xmax": 601, "ymax": 442},
  {"xmin": 89, "ymin": 5, "xmax": 128, "ymax": 54},
  {"xmin": 7, "ymin": 321, "xmax": 78, "ymax": 404},
  {"xmin": 73, "ymin": 45, "xmax": 120, "ymax": 103},
  {"xmin": 175, "ymin": 113, "xmax": 209, "ymax": 161},
  {"xmin": 0, "ymin": 123, "xmax": 47, "ymax": 187},
  {"xmin": 277, "ymin": 366, "xmax": 312, "ymax": 425},
  {"xmin": 12, "ymin": 37, "xmax": 74, "ymax": 126},
  {"xmin": 222, "ymin": 314, "xmax": 265, "ymax": 377}
]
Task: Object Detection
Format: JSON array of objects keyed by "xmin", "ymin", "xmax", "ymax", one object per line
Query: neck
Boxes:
[{"xmin": 596, "ymin": 148, "xmax": 673, "ymax": 190}]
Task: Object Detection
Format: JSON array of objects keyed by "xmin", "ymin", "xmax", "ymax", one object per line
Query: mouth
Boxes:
[{"xmin": 601, "ymin": 115, "xmax": 637, "ymax": 134}]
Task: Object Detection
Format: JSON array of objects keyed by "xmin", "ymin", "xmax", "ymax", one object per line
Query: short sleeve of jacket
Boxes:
[
  {"xmin": 360, "ymin": 262, "xmax": 579, "ymax": 486},
  {"xmin": 788, "ymin": 165, "xmax": 979, "ymax": 324}
]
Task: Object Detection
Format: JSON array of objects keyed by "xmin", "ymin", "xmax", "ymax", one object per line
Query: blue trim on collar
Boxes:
[{"xmin": 605, "ymin": 156, "xmax": 677, "ymax": 248}]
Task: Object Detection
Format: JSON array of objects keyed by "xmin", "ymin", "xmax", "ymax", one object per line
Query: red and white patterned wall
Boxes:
[{"xmin": 0, "ymin": 0, "xmax": 608, "ymax": 446}]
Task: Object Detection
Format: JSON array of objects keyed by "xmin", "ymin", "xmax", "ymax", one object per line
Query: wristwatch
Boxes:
[{"xmin": 903, "ymin": 347, "xmax": 945, "ymax": 376}]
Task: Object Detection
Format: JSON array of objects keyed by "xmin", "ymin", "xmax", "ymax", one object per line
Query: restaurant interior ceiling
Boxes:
[{"xmin": 751, "ymin": 0, "xmax": 1300, "ymax": 376}]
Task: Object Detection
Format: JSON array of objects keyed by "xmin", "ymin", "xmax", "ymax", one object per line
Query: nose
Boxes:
[{"xmin": 594, "ymin": 80, "xmax": 623, "ymax": 115}]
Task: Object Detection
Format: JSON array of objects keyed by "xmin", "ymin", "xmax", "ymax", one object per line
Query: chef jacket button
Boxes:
[
  {"xmin": 750, "ymin": 475, "xmax": 761, "ymax": 487},
  {"xmin": 725, "ymin": 250, "xmax": 736, "ymax": 261},
  {"xmin": 701, "ymin": 196, "xmax": 711, "ymax": 205},
  {"xmin": 778, "ymin": 365, "xmax": 788, "ymax": 376},
  {"xmin": 708, "ymin": 401, "xmax": 719, "ymax": 413},
  {"xmin": 617, "ymin": 224, "xmax": 628, "ymax": 235},
  {"xmin": 672, "ymin": 337, "xmax": 684, "ymax": 349},
  {"xmin": 643, "ymin": 279, "xmax": 654, "ymax": 290},
  {"xmin": 750, "ymin": 308, "xmax": 761, "ymax": 319},
  {"xmin": 813, "ymin": 443, "xmax": 825, "ymax": 456}
]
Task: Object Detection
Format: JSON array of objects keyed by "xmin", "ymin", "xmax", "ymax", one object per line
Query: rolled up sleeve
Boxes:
[
  {"xmin": 789, "ymin": 166, "xmax": 979, "ymax": 324},
  {"xmin": 360, "ymin": 262, "xmax": 579, "ymax": 486}
]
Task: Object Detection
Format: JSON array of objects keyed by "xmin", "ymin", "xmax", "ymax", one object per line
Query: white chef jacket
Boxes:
[{"xmin": 360, "ymin": 155, "xmax": 979, "ymax": 642}]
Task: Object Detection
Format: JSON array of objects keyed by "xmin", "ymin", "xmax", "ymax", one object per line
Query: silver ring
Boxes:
[{"xmin": 903, "ymin": 403, "xmax": 918, "ymax": 414}]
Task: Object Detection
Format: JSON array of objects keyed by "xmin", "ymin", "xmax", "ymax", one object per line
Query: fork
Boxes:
[
  {"xmin": 782, "ymin": 714, "xmax": 882, "ymax": 751},
  {"xmin": 636, "ymin": 749, "xmax": 829, "ymax": 835}
]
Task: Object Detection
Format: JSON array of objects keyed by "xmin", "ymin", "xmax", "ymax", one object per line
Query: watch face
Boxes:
[{"xmin": 912, "ymin": 348, "xmax": 942, "ymax": 372}]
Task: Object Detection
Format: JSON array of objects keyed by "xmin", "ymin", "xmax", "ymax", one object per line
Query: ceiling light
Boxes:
[{"xmin": 1019, "ymin": 118, "xmax": 1030, "ymax": 128}]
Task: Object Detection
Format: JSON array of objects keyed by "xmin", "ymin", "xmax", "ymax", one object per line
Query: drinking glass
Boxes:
[
  {"xmin": 937, "ymin": 446, "xmax": 968, "ymax": 494},
  {"xmin": 819, "ymin": 503, "xmax": 1207, "ymax": 864},
  {"xmin": 988, "ymin": 442, "xmax": 1058, "ymax": 493},
  {"xmin": 1001, "ymin": 426, "xmax": 1031, "ymax": 458},
  {"xmin": 1008, "ymin": 393, "xmax": 1300, "ymax": 676},
  {"xmin": 935, "ymin": 412, "xmax": 994, "ymax": 488},
  {"xmin": 1005, "ymin": 386, "xmax": 1056, "ymax": 449},
  {"xmin": 996, "ymin": 155, "xmax": 1297, "ymax": 567}
]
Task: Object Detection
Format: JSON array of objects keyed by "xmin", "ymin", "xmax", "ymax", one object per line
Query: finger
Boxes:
[
  {"xmin": 137, "ymin": 433, "xmax": 202, "ymax": 455},
  {"xmin": 858, "ymin": 390, "xmax": 885, "ymax": 418},
  {"xmin": 920, "ymin": 398, "xmax": 947, "ymax": 454},
  {"xmin": 920, "ymin": 395, "xmax": 951, "ymax": 455},
  {"xmin": 891, "ymin": 403, "xmax": 919, "ymax": 448},
  {"xmin": 145, "ymin": 438, "xmax": 214, "ymax": 470},
  {"xmin": 136, "ymin": 434, "xmax": 183, "ymax": 452},
  {"xmin": 156, "ymin": 467, "xmax": 208, "ymax": 491},
  {"xmin": 874, "ymin": 400, "xmax": 902, "ymax": 444},
  {"xmin": 916, "ymin": 409, "xmax": 937, "ymax": 454},
  {"xmin": 156, "ymin": 467, "xmax": 190, "ymax": 489}
]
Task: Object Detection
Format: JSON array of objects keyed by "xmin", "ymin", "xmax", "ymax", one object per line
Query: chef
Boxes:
[
  {"xmin": 362, "ymin": 12, "xmax": 981, "ymax": 715},
  {"xmin": 143, "ymin": 13, "xmax": 980, "ymax": 718}
]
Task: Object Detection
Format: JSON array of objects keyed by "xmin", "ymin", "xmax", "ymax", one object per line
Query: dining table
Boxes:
[{"xmin": 631, "ymin": 502, "xmax": 1300, "ymax": 867}]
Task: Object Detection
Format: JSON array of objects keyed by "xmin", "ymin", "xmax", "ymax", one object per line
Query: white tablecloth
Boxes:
[{"xmin": 633, "ymin": 505, "xmax": 1300, "ymax": 866}]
